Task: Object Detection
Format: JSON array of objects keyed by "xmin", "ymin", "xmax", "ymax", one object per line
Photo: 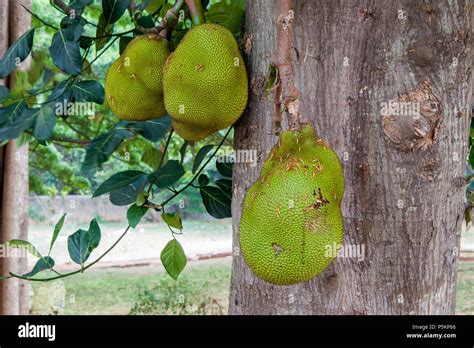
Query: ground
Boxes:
[{"xmin": 28, "ymin": 220, "xmax": 474, "ymax": 314}]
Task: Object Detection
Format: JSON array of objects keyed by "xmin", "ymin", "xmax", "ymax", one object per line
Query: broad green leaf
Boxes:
[
  {"xmin": 193, "ymin": 145, "xmax": 214, "ymax": 174},
  {"xmin": 162, "ymin": 212, "xmax": 183, "ymax": 230},
  {"xmin": 198, "ymin": 174, "xmax": 209, "ymax": 186},
  {"xmin": 93, "ymin": 170, "xmax": 147, "ymax": 197},
  {"xmin": 121, "ymin": 116, "xmax": 172, "ymax": 141},
  {"xmin": 0, "ymin": 101, "xmax": 27, "ymax": 125},
  {"xmin": 141, "ymin": 147, "xmax": 162, "ymax": 170},
  {"xmin": 160, "ymin": 239, "xmax": 186, "ymax": 280},
  {"xmin": 205, "ymin": 1, "xmax": 245, "ymax": 35},
  {"xmin": 0, "ymin": 28, "xmax": 35, "ymax": 79},
  {"xmin": 23, "ymin": 256, "xmax": 55, "ymax": 278},
  {"xmin": 0, "ymin": 105, "xmax": 38, "ymax": 141},
  {"xmin": 135, "ymin": 191, "xmax": 149, "ymax": 206},
  {"xmin": 49, "ymin": 30, "xmax": 82, "ymax": 75},
  {"xmin": 103, "ymin": 0, "xmax": 130, "ymax": 25},
  {"xmin": 48, "ymin": 213, "xmax": 66, "ymax": 255},
  {"xmin": 200, "ymin": 185, "xmax": 232, "ymax": 219},
  {"xmin": 72, "ymin": 80, "xmax": 105, "ymax": 104},
  {"xmin": 119, "ymin": 36, "xmax": 133, "ymax": 54},
  {"xmin": 33, "ymin": 105, "xmax": 56, "ymax": 141},
  {"xmin": 216, "ymin": 156, "xmax": 233, "ymax": 178},
  {"xmin": 109, "ymin": 175, "xmax": 147, "ymax": 206},
  {"xmin": 127, "ymin": 204, "xmax": 148, "ymax": 228},
  {"xmin": 148, "ymin": 160, "xmax": 184, "ymax": 189},
  {"xmin": 67, "ymin": 229, "xmax": 90, "ymax": 265},
  {"xmin": 96, "ymin": 13, "xmax": 114, "ymax": 51},
  {"xmin": 5, "ymin": 239, "xmax": 42, "ymax": 258},
  {"xmin": 88, "ymin": 219, "xmax": 101, "ymax": 250}
]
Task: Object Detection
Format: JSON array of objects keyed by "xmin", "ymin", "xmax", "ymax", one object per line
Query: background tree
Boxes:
[{"xmin": 230, "ymin": 0, "xmax": 472, "ymax": 314}]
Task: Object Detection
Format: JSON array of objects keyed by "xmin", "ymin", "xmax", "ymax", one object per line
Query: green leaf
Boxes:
[
  {"xmin": 179, "ymin": 141, "xmax": 188, "ymax": 164},
  {"xmin": 200, "ymin": 185, "xmax": 232, "ymax": 219},
  {"xmin": 148, "ymin": 160, "xmax": 185, "ymax": 189},
  {"xmin": 127, "ymin": 204, "xmax": 148, "ymax": 228},
  {"xmin": 0, "ymin": 28, "xmax": 35, "ymax": 79},
  {"xmin": 23, "ymin": 256, "xmax": 55, "ymax": 278},
  {"xmin": 119, "ymin": 36, "xmax": 133, "ymax": 54},
  {"xmin": 162, "ymin": 212, "xmax": 183, "ymax": 230},
  {"xmin": 67, "ymin": 229, "xmax": 90, "ymax": 265},
  {"xmin": 48, "ymin": 214, "xmax": 66, "ymax": 255},
  {"xmin": 67, "ymin": 220, "xmax": 101, "ymax": 265},
  {"xmin": 96, "ymin": 13, "xmax": 114, "ymax": 51},
  {"xmin": 215, "ymin": 178, "xmax": 232, "ymax": 194},
  {"xmin": 0, "ymin": 86, "xmax": 9, "ymax": 103},
  {"xmin": 33, "ymin": 105, "xmax": 56, "ymax": 141},
  {"xmin": 72, "ymin": 80, "xmax": 105, "ymax": 104},
  {"xmin": 82, "ymin": 127, "xmax": 134, "ymax": 170},
  {"xmin": 122, "ymin": 116, "xmax": 172, "ymax": 141},
  {"xmin": 109, "ymin": 175, "xmax": 147, "ymax": 206},
  {"xmin": 103, "ymin": 0, "xmax": 130, "ymax": 25},
  {"xmin": 206, "ymin": 1, "xmax": 245, "ymax": 35},
  {"xmin": 5, "ymin": 239, "xmax": 42, "ymax": 258},
  {"xmin": 49, "ymin": 29, "xmax": 83, "ymax": 75},
  {"xmin": 160, "ymin": 239, "xmax": 186, "ymax": 280},
  {"xmin": 141, "ymin": 147, "xmax": 162, "ymax": 170},
  {"xmin": 0, "ymin": 101, "xmax": 27, "ymax": 125},
  {"xmin": 265, "ymin": 64, "xmax": 277, "ymax": 96},
  {"xmin": 216, "ymin": 156, "xmax": 233, "ymax": 178},
  {"xmin": 135, "ymin": 191, "xmax": 148, "ymax": 206},
  {"xmin": 193, "ymin": 145, "xmax": 214, "ymax": 174},
  {"xmin": 93, "ymin": 170, "xmax": 147, "ymax": 197},
  {"xmin": 0, "ymin": 104, "xmax": 38, "ymax": 141},
  {"xmin": 198, "ymin": 174, "xmax": 209, "ymax": 186}
]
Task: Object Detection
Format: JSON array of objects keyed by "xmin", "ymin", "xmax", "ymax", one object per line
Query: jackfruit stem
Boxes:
[{"xmin": 185, "ymin": 0, "xmax": 206, "ymax": 26}]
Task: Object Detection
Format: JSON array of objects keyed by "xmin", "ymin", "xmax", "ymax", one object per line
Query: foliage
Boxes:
[{"xmin": 0, "ymin": 0, "xmax": 244, "ymax": 282}]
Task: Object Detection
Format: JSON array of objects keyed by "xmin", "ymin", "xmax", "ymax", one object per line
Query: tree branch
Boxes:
[
  {"xmin": 185, "ymin": 0, "xmax": 205, "ymax": 26},
  {"xmin": 137, "ymin": 0, "xmax": 185, "ymax": 36},
  {"xmin": 272, "ymin": 0, "xmax": 301, "ymax": 131}
]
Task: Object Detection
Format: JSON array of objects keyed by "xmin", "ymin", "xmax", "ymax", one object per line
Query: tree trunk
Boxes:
[
  {"xmin": 0, "ymin": 0, "xmax": 31, "ymax": 315},
  {"xmin": 230, "ymin": 0, "xmax": 472, "ymax": 314}
]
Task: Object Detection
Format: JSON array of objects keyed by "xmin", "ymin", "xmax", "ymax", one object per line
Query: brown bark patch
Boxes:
[{"xmin": 382, "ymin": 81, "xmax": 443, "ymax": 152}]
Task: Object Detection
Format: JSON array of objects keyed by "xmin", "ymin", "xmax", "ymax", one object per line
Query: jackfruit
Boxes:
[
  {"xmin": 162, "ymin": 23, "xmax": 248, "ymax": 141},
  {"xmin": 105, "ymin": 35, "xmax": 169, "ymax": 121},
  {"xmin": 239, "ymin": 124, "xmax": 344, "ymax": 285}
]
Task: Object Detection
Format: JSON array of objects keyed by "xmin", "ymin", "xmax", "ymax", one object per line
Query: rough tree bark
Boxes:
[
  {"xmin": 0, "ymin": 0, "xmax": 31, "ymax": 315},
  {"xmin": 230, "ymin": 0, "xmax": 472, "ymax": 314}
]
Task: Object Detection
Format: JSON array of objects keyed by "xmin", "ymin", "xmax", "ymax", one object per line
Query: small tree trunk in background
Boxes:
[
  {"xmin": 0, "ymin": 0, "xmax": 31, "ymax": 315},
  {"xmin": 230, "ymin": 0, "xmax": 472, "ymax": 314}
]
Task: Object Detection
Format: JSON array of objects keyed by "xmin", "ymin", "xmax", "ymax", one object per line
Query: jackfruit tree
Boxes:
[{"xmin": 0, "ymin": 0, "xmax": 472, "ymax": 316}]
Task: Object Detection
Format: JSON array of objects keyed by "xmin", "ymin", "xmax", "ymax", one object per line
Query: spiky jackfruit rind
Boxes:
[
  {"xmin": 162, "ymin": 23, "xmax": 248, "ymax": 141},
  {"xmin": 105, "ymin": 35, "xmax": 170, "ymax": 121},
  {"xmin": 239, "ymin": 124, "xmax": 345, "ymax": 286}
]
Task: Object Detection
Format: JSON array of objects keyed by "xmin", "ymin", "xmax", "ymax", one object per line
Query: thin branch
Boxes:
[
  {"xmin": 21, "ymin": 5, "xmax": 59, "ymax": 30},
  {"xmin": 272, "ymin": 0, "xmax": 301, "ymax": 131},
  {"xmin": 51, "ymin": 0, "xmax": 73, "ymax": 15},
  {"xmin": 137, "ymin": 0, "xmax": 185, "ymax": 35},
  {"xmin": 185, "ymin": 0, "xmax": 205, "ymax": 26}
]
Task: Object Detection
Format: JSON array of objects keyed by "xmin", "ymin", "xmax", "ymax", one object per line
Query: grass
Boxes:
[
  {"xmin": 30, "ymin": 258, "xmax": 232, "ymax": 315},
  {"xmin": 29, "ymin": 258, "xmax": 474, "ymax": 315}
]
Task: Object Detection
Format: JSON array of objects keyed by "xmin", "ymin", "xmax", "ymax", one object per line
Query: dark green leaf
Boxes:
[
  {"xmin": 46, "ymin": 80, "xmax": 72, "ymax": 103},
  {"xmin": 103, "ymin": 0, "xmax": 130, "ymax": 25},
  {"xmin": 127, "ymin": 204, "xmax": 148, "ymax": 228},
  {"xmin": 136, "ymin": 15, "xmax": 155, "ymax": 28},
  {"xmin": 33, "ymin": 105, "xmax": 56, "ymax": 141},
  {"xmin": 72, "ymin": 80, "xmax": 105, "ymax": 104},
  {"xmin": 23, "ymin": 257, "xmax": 55, "ymax": 278},
  {"xmin": 0, "ymin": 104, "xmax": 38, "ymax": 141},
  {"xmin": 88, "ymin": 219, "xmax": 101, "ymax": 250},
  {"xmin": 60, "ymin": 18, "xmax": 84, "ymax": 41},
  {"xmin": 193, "ymin": 144, "xmax": 214, "ymax": 174},
  {"xmin": 49, "ymin": 30, "xmax": 83, "ymax": 75},
  {"xmin": 0, "ymin": 28, "xmax": 35, "ymax": 79},
  {"xmin": 67, "ymin": 229, "xmax": 90, "ymax": 265},
  {"xmin": 0, "ymin": 101, "xmax": 27, "ymax": 125},
  {"xmin": 80, "ymin": 35, "xmax": 94, "ymax": 50},
  {"xmin": 198, "ymin": 174, "xmax": 209, "ymax": 186},
  {"xmin": 148, "ymin": 160, "xmax": 184, "ymax": 189},
  {"xmin": 0, "ymin": 86, "xmax": 9, "ymax": 103},
  {"xmin": 93, "ymin": 170, "xmax": 147, "ymax": 197},
  {"xmin": 109, "ymin": 175, "xmax": 147, "ymax": 206},
  {"xmin": 162, "ymin": 212, "xmax": 183, "ymax": 230},
  {"xmin": 160, "ymin": 239, "xmax": 186, "ymax": 280},
  {"xmin": 215, "ymin": 178, "xmax": 232, "ymax": 195},
  {"xmin": 96, "ymin": 13, "xmax": 114, "ymax": 51},
  {"xmin": 179, "ymin": 141, "xmax": 188, "ymax": 164},
  {"xmin": 48, "ymin": 213, "xmax": 66, "ymax": 255},
  {"xmin": 6, "ymin": 239, "xmax": 42, "ymax": 258},
  {"xmin": 119, "ymin": 36, "xmax": 133, "ymax": 54},
  {"xmin": 216, "ymin": 156, "xmax": 233, "ymax": 177},
  {"xmin": 82, "ymin": 128, "xmax": 133, "ymax": 170},
  {"xmin": 121, "ymin": 116, "xmax": 172, "ymax": 141},
  {"xmin": 205, "ymin": 1, "xmax": 244, "ymax": 35},
  {"xmin": 69, "ymin": 0, "xmax": 93, "ymax": 11},
  {"xmin": 200, "ymin": 185, "xmax": 232, "ymax": 219}
]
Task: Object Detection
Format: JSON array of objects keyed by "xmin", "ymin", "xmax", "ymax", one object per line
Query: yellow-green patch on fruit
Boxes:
[
  {"xmin": 105, "ymin": 35, "xmax": 169, "ymax": 121},
  {"xmin": 163, "ymin": 23, "xmax": 248, "ymax": 141},
  {"xmin": 239, "ymin": 124, "xmax": 345, "ymax": 285}
]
